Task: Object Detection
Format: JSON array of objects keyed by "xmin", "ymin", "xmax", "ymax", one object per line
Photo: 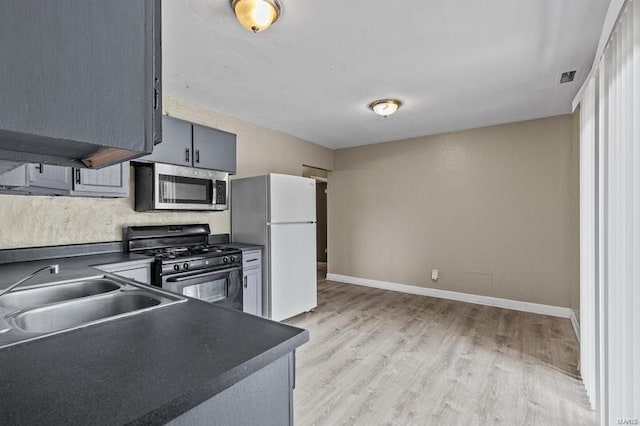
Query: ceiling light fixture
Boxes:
[
  {"xmin": 369, "ymin": 99, "xmax": 402, "ymax": 117},
  {"xmin": 231, "ymin": 0, "xmax": 282, "ymax": 33}
]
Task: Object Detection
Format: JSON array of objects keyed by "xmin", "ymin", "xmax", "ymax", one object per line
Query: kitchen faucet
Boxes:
[{"xmin": 0, "ymin": 264, "xmax": 60, "ymax": 298}]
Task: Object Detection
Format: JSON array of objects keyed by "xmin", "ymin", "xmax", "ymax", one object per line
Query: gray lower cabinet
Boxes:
[
  {"xmin": 243, "ymin": 250, "xmax": 263, "ymax": 316},
  {"xmin": 71, "ymin": 162, "xmax": 130, "ymax": 197},
  {"xmin": 112, "ymin": 266, "xmax": 150, "ymax": 284},
  {"xmin": 168, "ymin": 353, "xmax": 295, "ymax": 426},
  {"xmin": 0, "ymin": 0, "xmax": 161, "ymax": 169},
  {"xmin": 137, "ymin": 116, "xmax": 237, "ymax": 173},
  {"xmin": 96, "ymin": 261, "xmax": 151, "ymax": 285}
]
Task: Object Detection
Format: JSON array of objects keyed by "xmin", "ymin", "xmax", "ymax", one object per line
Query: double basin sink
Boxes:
[{"xmin": 0, "ymin": 275, "xmax": 186, "ymax": 349}]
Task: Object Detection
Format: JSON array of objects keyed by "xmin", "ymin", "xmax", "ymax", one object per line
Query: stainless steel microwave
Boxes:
[{"xmin": 134, "ymin": 163, "xmax": 228, "ymax": 211}]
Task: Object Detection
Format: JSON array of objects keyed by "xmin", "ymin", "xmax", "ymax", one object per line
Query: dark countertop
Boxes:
[
  {"xmin": 0, "ymin": 252, "xmax": 309, "ymax": 425},
  {"xmin": 0, "ymin": 252, "xmax": 153, "ymax": 291},
  {"xmin": 221, "ymin": 242, "xmax": 264, "ymax": 252},
  {"xmin": 207, "ymin": 234, "xmax": 263, "ymax": 252}
]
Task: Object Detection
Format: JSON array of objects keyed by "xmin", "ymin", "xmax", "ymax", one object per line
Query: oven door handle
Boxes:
[{"xmin": 166, "ymin": 267, "xmax": 240, "ymax": 283}]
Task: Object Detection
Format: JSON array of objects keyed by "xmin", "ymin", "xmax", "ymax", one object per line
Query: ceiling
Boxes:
[{"xmin": 163, "ymin": 0, "xmax": 609, "ymax": 149}]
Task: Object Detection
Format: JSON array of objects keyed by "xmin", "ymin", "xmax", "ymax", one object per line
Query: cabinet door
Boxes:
[
  {"xmin": 71, "ymin": 162, "xmax": 130, "ymax": 197},
  {"xmin": 0, "ymin": 161, "xmax": 22, "ymax": 175},
  {"xmin": 192, "ymin": 125, "xmax": 237, "ymax": 173},
  {"xmin": 0, "ymin": 0, "xmax": 161, "ymax": 167},
  {"xmin": 243, "ymin": 269, "xmax": 261, "ymax": 316},
  {"xmin": 0, "ymin": 165, "xmax": 29, "ymax": 187},
  {"xmin": 0, "ymin": 164, "xmax": 71, "ymax": 193},
  {"xmin": 113, "ymin": 266, "xmax": 150, "ymax": 284},
  {"xmin": 28, "ymin": 164, "xmax": 72, "ymax": 191},
  {"xmin": 139, "ymin": 116, "xmax": 192, "ymax": 166}
]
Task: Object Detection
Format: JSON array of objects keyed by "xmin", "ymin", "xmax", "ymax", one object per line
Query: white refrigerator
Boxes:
[{"xmin": 231, "ymin": 174, "xmax": 317, "ymax": 321}]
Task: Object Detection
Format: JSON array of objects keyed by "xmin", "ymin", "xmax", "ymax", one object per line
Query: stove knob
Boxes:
[
  {"xmin": 183, "ymin": 263, "xmax": 189, "ymax": 270},
  {"xmin": 223, "ymin": 256, "xmax": 229, "ymax": 264},
  {"xmin": 230, "ymin": 256, "xmax": 236, "ymax": 263},
  {"xmin": 173, "ymin": 264, "xmax": 180, "ymax": 272}
]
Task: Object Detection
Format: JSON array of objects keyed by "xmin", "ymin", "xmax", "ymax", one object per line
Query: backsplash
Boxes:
[{"xmin": 0, "ymin": 181, "xmax": 229, "ymax": 249}]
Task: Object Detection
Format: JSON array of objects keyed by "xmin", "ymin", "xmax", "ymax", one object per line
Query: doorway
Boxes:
[
  {"xmin": 302, "ymin": 165, "xmax": 329, "ymax": 269},
  {"xmin": 315, "ymin": 181, "xmax": 327, "ymax": 263}
]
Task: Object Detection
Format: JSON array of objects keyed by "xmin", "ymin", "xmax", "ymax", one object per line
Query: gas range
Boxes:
[
  {"xmin": 123, "ymin": 224, "xmax": 243, "ymax": 310},
  {"xmin": 142, "ymin": 244, "xmax": 238, "ymax": 260}
]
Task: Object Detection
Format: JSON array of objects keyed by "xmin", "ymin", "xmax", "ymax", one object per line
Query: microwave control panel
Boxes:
[{"xmin": 215, "ymin": 180, "xmax": 227, "ymax": 204}]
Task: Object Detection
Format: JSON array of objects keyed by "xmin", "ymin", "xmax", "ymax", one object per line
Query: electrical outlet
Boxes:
[{"xmin": 431, "ymin": 269, "xmax": 439, "ymax": 281}]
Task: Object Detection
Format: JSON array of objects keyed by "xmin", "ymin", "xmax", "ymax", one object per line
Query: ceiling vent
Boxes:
[{"xmin": 560, "ymin": 70, "xmax": 576, "ymax": 84}]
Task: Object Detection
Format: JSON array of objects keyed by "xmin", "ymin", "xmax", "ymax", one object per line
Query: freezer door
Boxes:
[
  {"xmin": 269, "ymin": 174, "xmax": 316, "ymax": 223},
  {"xmin": 269, "ymin": 223, "xmax": 317, "ymax": 321}
]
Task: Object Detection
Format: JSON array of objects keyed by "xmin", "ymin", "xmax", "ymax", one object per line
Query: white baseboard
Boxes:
[
  {"xmin": 569, "ymin": 310, "xmax": 580, "ymax": 342},
  {"xmin": 326, "ymin": 273, "xmax": 575, "ymax": 320}
]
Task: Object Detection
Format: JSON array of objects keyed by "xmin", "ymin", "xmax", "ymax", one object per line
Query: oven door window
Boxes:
[
  {"xmin": 181, "ymin": 278, "xmax": 227, "ymax": 303},
  {"xmin": 165, "ymin": 273, "xmax": 229, "ymax": 303},
  {"xmin": 163, "ymin": 267, "xmax": 242, "ymax": 311},
  {"xmin": 158, "ymin": 174, "xmax": 213, "ymax": 205}
]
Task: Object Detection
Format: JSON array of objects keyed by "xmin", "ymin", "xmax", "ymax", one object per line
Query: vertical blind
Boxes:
[
  {"xmin": 579, "ymin": 76, "xmax": 597, "ymax": 412},
  {"xmin": 578, "ymin": 0, "xmax": 640, "ymax": 424}
]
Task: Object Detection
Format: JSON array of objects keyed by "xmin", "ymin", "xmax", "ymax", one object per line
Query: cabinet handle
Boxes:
[
  {"xmin": 75, "ymin": 169, "xmax": 81, "ymax": 185},
  {"xmin": 244, "ymin": 276, "xmax": 248, "ymax": 289},
  {"xmin": 195, "ymin": 150, "xmax": 200, "ymax": 163},
  {"xmin": 185, "ymin": 148, "xmax": 190, "ymax": 163},
  {"xmin": 35, "ymin": 164, "xmax": 43, "ymax": 173}
]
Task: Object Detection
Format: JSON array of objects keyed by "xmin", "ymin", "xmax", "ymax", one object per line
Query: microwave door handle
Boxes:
[{"xmin": 166, "ymin": 267, "xmax": 239, "ymax": 282}]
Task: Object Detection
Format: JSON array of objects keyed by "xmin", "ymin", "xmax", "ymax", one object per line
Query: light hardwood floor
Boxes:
[{"xmin": 286, "ymin": 267, "xmax": 596, "ymax": 426}]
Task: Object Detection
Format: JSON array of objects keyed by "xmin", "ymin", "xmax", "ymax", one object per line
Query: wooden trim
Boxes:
[{"xmin": 326, "ymin": 273, "xmax": 574, "ymax": 319}]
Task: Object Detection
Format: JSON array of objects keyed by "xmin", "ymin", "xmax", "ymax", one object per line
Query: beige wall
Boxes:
[
  {"xmin": 328, "ymin": 114, "xmax": 579, "ymax": 308},
  {"xmin": 0, "ymin": 96, "xmax": 333, "ymax": 249}
]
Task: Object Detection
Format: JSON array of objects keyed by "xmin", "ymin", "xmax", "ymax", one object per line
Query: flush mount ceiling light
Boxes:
[
  {"xmin": 231, "ymin": 0, "xmax": 282, "ymax": 33},
  {"xmin": 369, "ymin": 99, "xmax": 402, "ymax": 117}
]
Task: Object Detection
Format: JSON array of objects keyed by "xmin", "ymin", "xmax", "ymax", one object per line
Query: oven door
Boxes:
[
  {"xmin": 162, "ymin": 266, "xmax": 242, "ymax": 311},
  {"xmin": 153, "ymin": 163, "xmax": 228, "ymax": 211}
]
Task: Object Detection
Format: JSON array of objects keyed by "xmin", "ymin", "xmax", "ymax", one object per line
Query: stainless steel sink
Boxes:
[
  {"xmin": 0, "ymin": 279, "xmax": 120, "ymax": 308},
  {"xmin": 12, "ymin": 292, "xmax": 164, "ymax": 333},
  {"xmin": 0, "ymin": 275, "xmax": 186, "ymax": 349}
]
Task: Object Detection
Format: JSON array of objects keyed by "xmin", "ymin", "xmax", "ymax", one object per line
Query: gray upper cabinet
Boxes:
[
  {"xmin": 29, "ymin": 165, "xmax": 73, "ymax": 191},
  {"xmin": 139, "ymin": 117, "xmax": 192, "ymax": 167},
  {"xmin": 138, "ymin": 116, "xmax": 237, "ymax": 174},
  {"xmin": 0, "ymin": 0, "xmax": 161, "ymax": 169},
  {"xmin": 0, "ymin": 164, "xmax": 71, "ymax": 195},
  {"xmin": 0, "ymin": 163, "xmax": 130, "ymax": 198},
  {"xmin": 193, "ymin": 125, "xmax": 237, "ymax": 174},
  {"xmin": 71, "ymin": 162, "xmax": 130, "ymax": 197}
]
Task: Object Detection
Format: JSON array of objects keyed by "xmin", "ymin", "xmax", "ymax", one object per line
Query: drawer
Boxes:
[{"xmin": 242, "ymin": 250, "xmax": 262, "ymax": 269}]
